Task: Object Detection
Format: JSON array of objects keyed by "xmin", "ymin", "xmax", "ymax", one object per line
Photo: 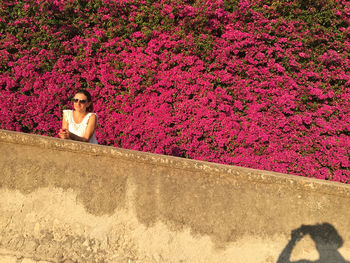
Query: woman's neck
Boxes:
[{"xmin": 74, "ymin": 110, "xmax": 87, "ymax": 116}]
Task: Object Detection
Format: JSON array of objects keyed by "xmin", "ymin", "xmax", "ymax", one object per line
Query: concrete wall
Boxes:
[{"xmin": 1, "ymin": 129, "xmax": 350, "ymax": 263}]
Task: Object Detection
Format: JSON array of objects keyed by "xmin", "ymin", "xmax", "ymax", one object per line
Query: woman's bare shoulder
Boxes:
[
  {"xmin": 87, "ymin": 112, "xmax": 97, "ymax": 122},
  {"xmin": 63, "ymin": 109, "xmax": 72, "ymax": 115}
]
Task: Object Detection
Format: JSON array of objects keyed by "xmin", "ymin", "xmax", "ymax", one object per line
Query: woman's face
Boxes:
[{"xmin": 72, "ymin": 93, "xmax": 90, "ymax": 113}]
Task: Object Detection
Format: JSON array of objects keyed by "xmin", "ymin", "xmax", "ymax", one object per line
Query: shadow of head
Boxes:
[{"xmin": 300, "ymin": 223, "xmax": 343, "ymax": 250}]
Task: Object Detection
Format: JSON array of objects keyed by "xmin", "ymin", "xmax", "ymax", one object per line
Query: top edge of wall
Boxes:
[{"xmin": 1, "ymin": 129, "xmax": 350, "ymax": 196}]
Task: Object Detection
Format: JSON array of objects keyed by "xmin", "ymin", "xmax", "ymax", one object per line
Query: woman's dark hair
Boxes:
[{"xmin": 76, "ymin": 89, "xmax": 93, "ymax": 112}]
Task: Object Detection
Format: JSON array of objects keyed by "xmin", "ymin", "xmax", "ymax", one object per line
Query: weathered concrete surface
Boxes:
[{"xmin": 1, "ymin": 129, "xmax": 350, "ymax": 262}]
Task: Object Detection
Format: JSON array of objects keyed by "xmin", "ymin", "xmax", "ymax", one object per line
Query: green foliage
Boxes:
[
  {"xmin": 224, "ymin": 0, "xmax": 240, "ymax": 13},
  {"xmin": 257, "ymin": 0, "xmax": 342, "ymax": 30}
]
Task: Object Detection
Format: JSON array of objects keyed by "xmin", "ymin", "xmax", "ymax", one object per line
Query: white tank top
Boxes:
[{"xmin": 63, "ymin": 110, "xmax": 98, "ymax": 144}]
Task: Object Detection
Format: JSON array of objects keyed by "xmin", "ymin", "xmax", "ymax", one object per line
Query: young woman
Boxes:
[{"xmin": 58, "ymin": 90, "xmax": 98, "ymax": 144}]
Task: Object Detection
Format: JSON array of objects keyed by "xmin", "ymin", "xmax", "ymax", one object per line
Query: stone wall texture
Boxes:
[{"xmin": 1, "ymin": 129, "xmax": 350, "ymax": 263}]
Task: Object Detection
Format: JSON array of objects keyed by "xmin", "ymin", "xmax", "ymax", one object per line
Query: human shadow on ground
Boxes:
[{"xmin": 277, "ymin": 223, "xmax": 349, "ymax": 263}]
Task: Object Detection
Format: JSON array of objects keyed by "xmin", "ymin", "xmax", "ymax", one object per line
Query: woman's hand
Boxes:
[{"xmin": 59, "ymin": 128, "xmax": 70, "ymax": 139}]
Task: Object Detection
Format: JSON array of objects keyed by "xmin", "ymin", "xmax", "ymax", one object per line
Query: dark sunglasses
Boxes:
[{"xmin": 72, "ymin": 98, "xmax": 87, "ymax": 104}]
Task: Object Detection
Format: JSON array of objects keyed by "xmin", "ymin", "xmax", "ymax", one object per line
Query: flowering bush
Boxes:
[{"xmin": 1, "ymin": 0, "xmax": 350, "ymax": 182}]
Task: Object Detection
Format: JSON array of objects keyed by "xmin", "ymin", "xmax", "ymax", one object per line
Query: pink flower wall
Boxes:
[{"xmin": 1, "ymin": 0, "xmax": 350, "ymax": 182}]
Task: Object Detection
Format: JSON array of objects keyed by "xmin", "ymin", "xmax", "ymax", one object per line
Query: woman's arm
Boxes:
[
  {"xmin": 59, "ymin": 112, "xmax": 69, "ymax": 139},
  {"xmin": 68, "ymin": 114, "xmax": 97, "ymax": 142},
  {"xmin": 62, "ymin": 113, "xmax": 69, "ymax": 130}
]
